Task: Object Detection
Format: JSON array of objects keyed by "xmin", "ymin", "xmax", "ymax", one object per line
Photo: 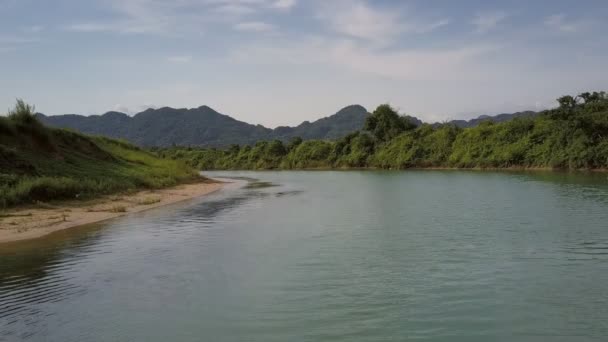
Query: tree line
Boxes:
[{"xmin": 155, "ymin": 92, "xmax": 608, "ymax": 170}]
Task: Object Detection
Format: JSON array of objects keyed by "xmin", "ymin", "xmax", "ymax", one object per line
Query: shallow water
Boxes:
[{"xmin": 2, "ymin": 170, "xmax": 608, "ymax": 341}]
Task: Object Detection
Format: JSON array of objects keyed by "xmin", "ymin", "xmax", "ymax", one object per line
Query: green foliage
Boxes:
[
  {"xmin": 158, "ymin": 92, "xmax": 608, "ymax": 171},
  {"xmin": 287, "ymin": 137, "xmax": 303, "ymax": 151},
  {"xmin": 333, "ymin": 132, "xmax": 375, "ymax": 167},
  {"xmin": 1, "ymin": 100, "xmax": 200, "ymax": 208},
  {"xmin": 364, "ymin": 104, "xmax": 417, "ymax": 142},
  {"xmin": 282, "ymin": 140, "xmax": 333, "ymax": 168}
]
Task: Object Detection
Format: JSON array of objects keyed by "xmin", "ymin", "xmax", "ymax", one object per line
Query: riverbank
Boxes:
[{"xmin": 0, "ymin": 180, "xmax": 223, "ymax": 244}]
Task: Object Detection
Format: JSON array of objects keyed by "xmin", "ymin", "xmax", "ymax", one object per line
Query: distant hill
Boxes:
[
  {"xmin": 37, "ymin": 104, "xmax": 538, "ymax": 147},
  {"xmin": 442, "ymin": 111, "xmax": 538, "ymax": 128},
  {"xmin": 38, "ymin": 105, "xmax": 370, "ymax": 147},
  {"xmin": 271, "ymin": 105, "xmax": 369, "ymax": 141}
]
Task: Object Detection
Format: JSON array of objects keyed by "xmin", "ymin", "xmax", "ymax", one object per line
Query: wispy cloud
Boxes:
[
  {"xmin": 212, "ymin": 4, "xmax": 256, "ymax": 17},
  {"xmin": 23, "ymin": 25, "xmax": 44, "ymax": 33},
  {"xmin": 471, "ymin": 11, "xmax": 508, "ymax": 33},
  {"xmin": 318, "ymin": 0, "xmax": 448, "ymax": 46},
  {"xmin": 0, "ymin": 34, "xmax": 40, "ymax": 52},
  {"xmin": 167, "ymin": 55, "xmax": 193, "ymax": 63},
  {"xmin": 64, "ymin": 0, "xmax": 292, "ymax": 35},
  {"xmin": 272, "ymin": 0, "xmax": 297, "ymax": 11},
  {"xmin": 544, "ymin": 14, "xmax": 591, "ymax": 33},
  {"xmin": 319, "ymin": 1, "xmax": 403, "ymax": 45},
  {"xmin": 0, "ymin": 35, "xmax": 39, "ymax": 44},
  {"xmin": 234, "ymin": 21, "xmax": 276, "ymax": 32},
  {"xmin": 232, "ymin": 37, "xmax": 498, "ymax": 81},
  {"xmin": 66, "ymin": 23, "xmax": 114, "ymax": 33},
  {"xmin": 416, "ymin": 19, "xmax": 450, "ymax": 33},
  {"xmin": 329, "ymin": 42, "xmax": 496, "ymax": 81},
  {"xmin": 112, "ymin": 103, "xmax": 158, "ymax": 114}
]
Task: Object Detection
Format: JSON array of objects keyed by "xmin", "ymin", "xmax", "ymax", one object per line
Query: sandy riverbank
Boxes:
[{"xmin": 0, "ymin": 180, "xmax": 223, "ymax": 244}]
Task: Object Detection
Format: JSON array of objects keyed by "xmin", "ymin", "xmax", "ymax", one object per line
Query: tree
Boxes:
[
  {"xmin": 228, "ymin": 144, "xmax": 240, "ymax": 154},
  {"xmin": 287, "ymin": 137, "xmax": 303, "ymax": 151},
  {"xmin": 364, "ymin": 104, "xmax": 416, "ymax": 142},
  {"xmin": 579, "ymin": 92, "xmax": 591, "ymax": 103},
  {"xmin": 267, "ymin": 139, "xmax": 287, "ymax": 156},
  {"xmin": 557, "ymin": 95, "xmax": 577, "ymax": 110}
]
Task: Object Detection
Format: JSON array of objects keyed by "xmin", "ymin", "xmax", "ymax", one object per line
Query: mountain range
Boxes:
[{"xmin": 37, "ymin": 105, "xmax": 538, "ymax": 147}]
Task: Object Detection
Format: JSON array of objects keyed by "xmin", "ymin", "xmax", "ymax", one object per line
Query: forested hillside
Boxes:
[
  {"xmin": 158, "ymin": 92, "xmax": 608, "ymax": 171},
  {"xmin": 38, "ymin": 105, "xmax": 370, "ymax": 147}
]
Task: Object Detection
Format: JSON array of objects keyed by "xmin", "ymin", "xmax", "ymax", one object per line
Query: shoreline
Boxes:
[
  {"xmin": 203, "ymin": 167, "xmax": 608, "ymax": 173},
  {"xmin": 0, "ymin": 180, "xmax": 224, "ymax": 244}
]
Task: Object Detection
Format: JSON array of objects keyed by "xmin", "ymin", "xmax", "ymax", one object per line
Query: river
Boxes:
[{"xmin": 2, "ymin": 171, "xmax": 608, "ymax": 341}]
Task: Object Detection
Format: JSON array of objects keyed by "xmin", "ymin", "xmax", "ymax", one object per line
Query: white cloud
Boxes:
[
  {"xmin": 329, "ymin": 42, "xmax": 496, "ymax": 81},
  {"xmin": 23, "ymin": 25, "xmax": 44, "ymax": 33},
  {"xmin": 112, "ymin": 103, "xmax": 158, "ymax": 114},
  {"xmin": 66, "ymin": 23, "xmax": 114, "ymax": 33},
  {"xmin": 234, "ymin": 21, "xmax": 276, "ymax": 32},
  {"xmin": 212, "ymin": 4, "xmax": 256, "ymax": 17},
  {"xmin": 0, "ymin": 34, "xmax": 39, "ymax": 52},
  {"xmin": 544, "ymin": 14, "xmax": 591, "ymax": 33},
  {"xmin": 471, "ymin": 11, "xmax": 508, "ymax": 33},
  {"xmin": 0, "ymin": 35, "xmax": 38, "ymax": 44},
  {"xmin": 318, "ymin": 1, "xmax": 449, "ymax": 46},
  {"xmin": 63, "ymin": 0, "xmax": 292, "ymax": 35},
  {"xmin": 167, "ymin": 55, "xmax": 193, "ymax": 63},
  {"xmin": 407, "ymin": 19, "xmax": 450, "ymax": 34},
  {"xmin": 319, "ymin": 1, "xmax": 403, "ymax": 45},
  {"xmin": 231, "ymin": 37, "xmax": 498, "ymax": 81},
  {"xmin": 272, "ymin": 0, "xmax": 296, "ymax": 11}
]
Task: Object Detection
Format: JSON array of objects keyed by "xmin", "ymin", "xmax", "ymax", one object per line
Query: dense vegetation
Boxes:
[
  {"xmin": 1, "ymin": 100, "xmax": 201, "ymax": 208},
  {"xmin": 38, "ymin": 105, "xmax": 370, "ymax": 147},
  {"xmin": 157, "ymin": 92, "xmax": 608, "ymax": 171}
]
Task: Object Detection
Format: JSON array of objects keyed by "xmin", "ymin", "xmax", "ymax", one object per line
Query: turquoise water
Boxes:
[{"xmin": 2, "ymin": 171, "xmax": 608, "ymax": 341}]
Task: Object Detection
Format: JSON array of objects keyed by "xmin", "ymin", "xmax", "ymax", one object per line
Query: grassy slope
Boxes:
[{"xmin": 0, "ymin": 106, "xmax": 200, "ymax": 208}]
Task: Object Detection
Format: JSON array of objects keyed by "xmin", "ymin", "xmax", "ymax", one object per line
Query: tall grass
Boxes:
[{"xmin": 1, "ymin": 100, "xmax": 201, "ymax": 208}]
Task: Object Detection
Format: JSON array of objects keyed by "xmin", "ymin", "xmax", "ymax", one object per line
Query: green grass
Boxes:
[{"xmin": 1, "ymin": 100, "xmax": 201, "ymax": 209}]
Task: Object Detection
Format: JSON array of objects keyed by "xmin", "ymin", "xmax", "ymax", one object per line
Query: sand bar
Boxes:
[{"xmin": 0, "ymin": 180, "xmax": 223, "ymax": 244}]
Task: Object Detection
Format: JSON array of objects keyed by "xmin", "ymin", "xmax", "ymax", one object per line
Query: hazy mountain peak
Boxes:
[
  {"xmin": 38, "ymin": 105, "xmax": 537, "ymax": 147},
  {"xmin": 101, "ymin": 111, "xmax": 129, "ymax": 119},
  {"xmin": 39, "ymin": 105, "xmax": 369, "ymax": 147}
]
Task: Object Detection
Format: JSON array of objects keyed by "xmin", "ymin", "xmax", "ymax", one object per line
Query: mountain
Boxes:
[
  {"xmin": 442, "ymin": 111, "xmax": 538, "ymax": 128},
  {"xmin": 37, "ymin": 105, "xmax": 370, "ymax": 147},
  {"xmin": 37, "ymin": 104, "xmax": 538, "ymax": 148},
  {"xmin": 272, "ymin": 105, "xmax": 369, "ymax": 141}
]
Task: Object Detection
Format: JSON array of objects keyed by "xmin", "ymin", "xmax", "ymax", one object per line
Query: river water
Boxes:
[{"xmin": 2, "ymin": 171, "xmax": 608, "ymax": 341}]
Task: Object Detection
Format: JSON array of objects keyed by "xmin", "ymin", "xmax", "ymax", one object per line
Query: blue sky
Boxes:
[{"xmin": 1, "ymin": 0, "xmax": 607, "ymax": 126}]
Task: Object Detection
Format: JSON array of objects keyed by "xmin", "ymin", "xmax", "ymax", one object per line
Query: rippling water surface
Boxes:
[{"xmin": 2, "ymin": 171, "xmax": 608, "ymax": 341}]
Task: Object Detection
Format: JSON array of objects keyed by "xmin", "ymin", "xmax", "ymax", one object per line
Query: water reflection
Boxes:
[
  {"xmin": 512, "ymin": 171, "xmax": 608, "ymax": 205},
  {"xmin": 0, "ymin": 181, "xmax": 278, "ymax": 340}
]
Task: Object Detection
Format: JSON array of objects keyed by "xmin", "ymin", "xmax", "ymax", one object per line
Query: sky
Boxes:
[{"xmin": 1, "ymin": 0, "xmax": 607, "ymax": 127}]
